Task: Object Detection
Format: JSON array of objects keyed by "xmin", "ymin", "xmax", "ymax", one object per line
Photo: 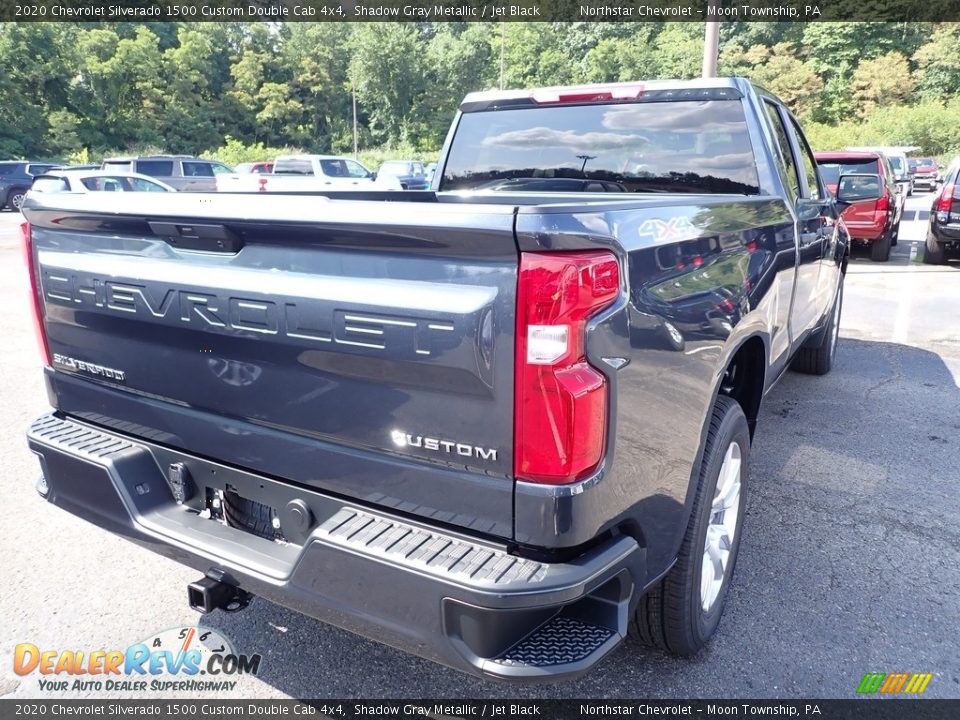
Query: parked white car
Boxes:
[
  {"xmin": 215, "ymin": 155, "xmax": 403, "ymax": 192},
  {"xmin": 30, "ymin": 170, "xmax": 175, "ymax": 194}
]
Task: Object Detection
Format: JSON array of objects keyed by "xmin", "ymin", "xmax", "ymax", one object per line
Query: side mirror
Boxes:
[
  {"xmin": 836, "ymin": 173, "xmax": 883, "ymax": 204},
  {"xmin": 368, "ymin": 172, "xmax": 377, "ymax": 181}
]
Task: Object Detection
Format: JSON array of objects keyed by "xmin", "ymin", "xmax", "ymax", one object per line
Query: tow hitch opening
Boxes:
[{"xmin": 188, "ymin": 572, "xmax": 253, "ymax": 614}]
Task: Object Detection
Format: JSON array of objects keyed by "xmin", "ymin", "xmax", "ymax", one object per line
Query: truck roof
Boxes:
[
  {"xmin": 460, "ymin": 77, "xmax": 751, "ymax": 112},
  {"xmin": 814, "ymin": 151, "xmax": 882, "ymax": 160},
  {"xmin": 275, "ymin": 154, "xmax": 351, "ymax": 161}
]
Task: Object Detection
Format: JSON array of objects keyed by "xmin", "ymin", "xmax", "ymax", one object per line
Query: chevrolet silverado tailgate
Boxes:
[{"xmin": 22, "ymin": 193, "xmax": 519, "ymax": 538}]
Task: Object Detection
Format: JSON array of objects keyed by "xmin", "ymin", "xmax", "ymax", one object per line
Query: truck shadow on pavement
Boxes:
[{"xmin": 201, "ymin": 338, "xmax": 960, "ymax": 699}]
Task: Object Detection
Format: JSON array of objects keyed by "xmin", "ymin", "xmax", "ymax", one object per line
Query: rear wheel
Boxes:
[
  {"xmin": 870, "ymin": 231, "xmax": 892, "ymax": 262},
  {"xmin": 6, "ymin": 188, "xmax": 26, "ymax": 211},
  {"xmin": 923, "ymin": 234, "xmax": 946, "ymax": 265},
  {"xmin": 630, "ymin": 395, "xmax": 749, "ymax": 655},
  {"xmin": 791, "ymin": 278, "xmax": 843, "ymax": 376}
]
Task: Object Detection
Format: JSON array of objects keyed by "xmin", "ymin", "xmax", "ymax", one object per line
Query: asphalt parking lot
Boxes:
[{"xmin": 1, "ymin": 192, "xmax": 958, "ymax": 701}]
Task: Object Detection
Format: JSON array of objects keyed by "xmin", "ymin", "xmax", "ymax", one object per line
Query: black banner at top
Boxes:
[{"xmin": 3, "ymin": 0, "xmax": 960, "ymax": 22}]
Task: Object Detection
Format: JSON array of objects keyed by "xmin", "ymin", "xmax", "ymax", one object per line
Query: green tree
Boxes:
[
  {"xmin": 650, "ymin": 24, "xmax": 705, "ymax": 80},
  {"xmin": 497, "ymin": 24, "xmax": 577, "ymax": 88},
  {"xmin": 349, "ymin": 24, "xmax": 427, "ymax": 146},
  {"xmin": 723, "ymin": 44, "xmax": 823, "ymax": 120},
  {"xmin": 282, "ymin": 23, "xmax": 354, "ymax": 150},
  {"xmin": 912, "ymin": 25, "xmax": 960, "ymax": 101},
  {"xmin": 584, "ymin": 27, "xmax": 659, "ymax": 83},
  {"xmin": 413, "ymin": 24, "xmax": 495, "ymax": 148},
  {"xmin": 850, "ymin": 52, "xmax": 915, "ymax": 118}
]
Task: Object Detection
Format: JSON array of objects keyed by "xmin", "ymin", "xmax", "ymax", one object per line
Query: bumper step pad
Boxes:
[{"xmin": 496, "ymin": 615, "xmax": 616, "ymax": 667}]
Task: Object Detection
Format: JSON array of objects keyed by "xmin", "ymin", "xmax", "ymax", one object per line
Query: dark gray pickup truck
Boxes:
[{"xmin": 22, "ymin": 78, "xmax": 854, "ymax": 682}]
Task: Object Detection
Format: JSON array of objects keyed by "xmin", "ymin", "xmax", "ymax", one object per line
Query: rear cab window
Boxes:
[
  {"xmin": 815, "ymin": 159, "xmax": 881, "ymax": 188},
  {"xmin": 441, "ymin": 99, "xmax": 760, "ymax": 194}
]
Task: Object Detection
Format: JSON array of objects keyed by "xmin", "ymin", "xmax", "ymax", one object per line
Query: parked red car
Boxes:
[
  {"xmin": 234, "ymin": 161, "xmax": 273, "ymax": 174},
  {"xmin": 815, "ymin": 151, "xmax": 902, "ymax": 262},
  {"xmin": 910, "ymin": 157, "xmax": 940, "ymax": 191}
]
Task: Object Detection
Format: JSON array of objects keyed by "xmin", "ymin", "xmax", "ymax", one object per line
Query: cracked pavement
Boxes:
[{"xmin": 1, "ymin": 191, "xmax": 958, "ymax": 700}]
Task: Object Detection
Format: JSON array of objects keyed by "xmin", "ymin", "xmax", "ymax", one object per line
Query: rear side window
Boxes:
[
  {"xmin": 788, "ymin": 119, "xmax": 822, "ymax": 201},
  {"xmin": 763, "ymin": 102, "xmax": 799, "ymax": 202},
  {"xmin": 320, "ymin": 160, "xmax": 347, "ymax": 177},
  {"xmin": 26, "ymin": 164, "xmax": 54, "ymax": 176},
  {"xmin": 0, "ymin": 163, "xmax": 18, "ymax": 176},
  {"xmin": 441, "ymin": 100, "xmax": 760, "ymax": 194},
  {"xmin": 129, "ymin": 177, "xmax": 169, "ymax": 192},
  {"xmin": 816, "ymin": 160, "xmax": 880, "ymax": 186},
  {"xmin": 136, "ymin": 160, "xmax": 174, "ymax": 176},
  {"xmin": 31, "ymin": 176, "xmax": 70, "ymax": 192},
  {"xmin": 182, "ymin": 162, "xmax": 214, "ymax": 177},
  {"xmin": 274, "ymin": 159, "xmax": 314, "ymax": 175}
]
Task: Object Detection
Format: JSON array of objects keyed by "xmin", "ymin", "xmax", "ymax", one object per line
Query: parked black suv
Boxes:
[
  {"xmin": 925, "ymin": 156, "xmax": 960, "ymax": 264},
  {"xmin": 0, "ymin": 161, "xmax": 56, "ymax": 210}
]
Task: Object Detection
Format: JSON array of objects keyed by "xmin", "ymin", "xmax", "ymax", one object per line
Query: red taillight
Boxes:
[
  {"xmin": 20, "ymin": 221, "xmax": 51, "ymax": 368},
  {"xmin": 876, "ymin": 193, "xmax": 890, "ymax": 213},
  {"xmin": 531, "ymin": 84, "xmax": 644, "ymax": 105},
  {"xmin": 937, "ymin": 184, "xmax": 955, "ymax": 213},
  {"xmin": 514, "ymin": 251, "xmax": 620, "ymax": 484}
]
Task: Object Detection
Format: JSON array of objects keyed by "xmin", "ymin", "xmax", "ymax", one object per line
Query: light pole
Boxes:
[
  {"xmin": 499, "ymin": 23, "xmax": 505, "ymax": 90},
  {"xmin": 352, "ymin": 86, "xmax": 358, "ymax": 159},
  {"xmin": 702, "ymin": 2, "xmax": 720, "ymax": 78}
]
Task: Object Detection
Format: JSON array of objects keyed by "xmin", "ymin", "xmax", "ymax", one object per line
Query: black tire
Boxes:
[
  {"xmin": 791, "ymin": 279, "xmax": 843, "ymax": 376},
  {"xmin": 630, "ymin": 395, "xmax": 750, "ymax": 655},
  {"xmin": 223, "ymin": 490, "xmax": 278, "ymax": 540},
  {"xmin": 870, "ymin": 231, "xmax": 892, "ymax": 262},
  {"xmin": 923, "ymin": 232, "xmax": 946, "ymax": 265}
]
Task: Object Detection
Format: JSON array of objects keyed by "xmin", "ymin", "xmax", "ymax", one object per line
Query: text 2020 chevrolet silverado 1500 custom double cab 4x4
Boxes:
[{"xmin": 22, "ymin": 79, "xmax": 851, "ymax": 682}]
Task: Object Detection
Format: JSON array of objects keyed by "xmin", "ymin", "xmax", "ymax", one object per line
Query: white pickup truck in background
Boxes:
[{"xmin": 215, "ymin": 154, "xmax": 403, "ymax": 192}]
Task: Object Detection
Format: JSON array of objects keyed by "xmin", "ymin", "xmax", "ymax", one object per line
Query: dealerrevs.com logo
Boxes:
[{"xmin": 14, "ymin": 626, "xmax": 261, "ymax": 693}]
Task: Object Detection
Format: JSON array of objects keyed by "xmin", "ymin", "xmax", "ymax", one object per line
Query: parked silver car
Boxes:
[{"xmin": 101, "ymin": 155, "xmax": 232, "ymax": 191}]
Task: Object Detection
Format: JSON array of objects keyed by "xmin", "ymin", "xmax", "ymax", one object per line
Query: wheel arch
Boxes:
[
  {"xmin": 717, "ymin": 334, "xmax": 767, "ymax": 440},
  {"xmin": 653, "ymin": 332, "xmax": 768, "ymax": 578}
]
